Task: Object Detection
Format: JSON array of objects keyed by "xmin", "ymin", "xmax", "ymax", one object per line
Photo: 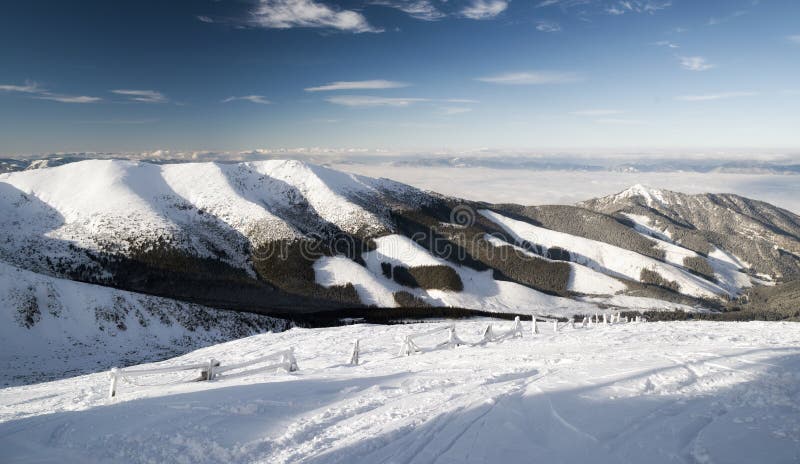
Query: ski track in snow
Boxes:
[{"xmin": 1, "ymin": 321, "xmax": 799, "ymax": 463}]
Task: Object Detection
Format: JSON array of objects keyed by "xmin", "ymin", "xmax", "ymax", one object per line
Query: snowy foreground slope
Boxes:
[
  {"xmin": 2, "ymin": 321, "xmax": 799, "ymax": 463},
  {"xmin": 0, "ymin": 260, "xmax": 285, "ymax": 387}
]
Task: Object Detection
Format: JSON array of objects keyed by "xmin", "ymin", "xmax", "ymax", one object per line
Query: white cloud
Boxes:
[
  {"xmin": 595, "ymin": 118, "xmax": 646, "ymax": 125},
  {"xmin": 675, "ymin": 92, "xmax": 758, "ymax": 101},
  {"xmin": 539, "ymin": 0, "xmax": 670, "ymax": 15},
  {"xmin": 222, "ymin": 95, "xmax": 273, "ymax": 104},
  {"xmin": 535, "ymin": 20, "xmax": 561, "ymax": 32},
  {"xmin": 708, "ymin": 10, "xmax": 746, "ymax": 26},
  {"xmin": 251, "ymin": 0, "xmax": 381, "ymax": 33},
  {"xmin": 571, "ymin": 109, "xmax": 623, "ymax": 116},
  {"xmin": 461, "ymin": 0, "xmax": 508, "ymax": 20},
  {"xmin": 326, "ymin": 95, "xmax": 428, "ymax": 107},
  {"xmin": 1, "ymin": 80, "xmax": 101, "ymax": 103},
  {"xmin": 788, "ymin": 35, "xmax": 800, "ymax": 45},
  {"xmin": 440, "ymin": 106, "xmax": 473, "ymax": 115},
  {"xmin": 679, "ymin": 56, "xmax": 715, "ymax": 71},
  {"xmin": 477, "ymin": 70, "xmax": 582, "ymax": 85},
  {"xmin": 305, "ymin": 79, "xmax": 409, "ymax": 92},
  {"xmin": 370, "ymin": 1, "xmax": 445, "ymax": 21},
  {"xmin": 654, "ymin": 40, "xmax": 679, "ymax": 48},
  {"xmin": 0, "ymin": 81, "xmax": 40, "ymax": 93},
  {"xmin": 35, "ymin": 94, "xmax": 103, "ymax": 103},
  {"xmin": 196, "ymin": 15, "xmax": 214, "ymax": 23},
  {"xmin": 112, "ymin": 89, "xmax": 168, "ymax": 103}
]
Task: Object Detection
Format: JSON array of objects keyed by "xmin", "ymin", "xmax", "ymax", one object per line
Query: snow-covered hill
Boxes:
[
  {"xmin": 0, "ymin": 260, "xmax": 286, "ymax": 387},
  {"xmin": 2, "ymin": 320, "xmax": 799, "ymax": 463},
  {"xmin": 1, "ymin": 160, "xmax": 799, "ymax": 321}
]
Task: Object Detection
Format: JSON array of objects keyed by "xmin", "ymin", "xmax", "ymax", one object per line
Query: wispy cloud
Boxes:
[
  {"xmin": 708, "ymin": 10, "xmax": 746, "ymax": 26},
  {"xmin": 196, "ymin": 15, "xmax": 214, "ymax": 23},
  {"xmin": 0, "ymin": 81, "xmax": 40, "ymax": 93},
  {"xmin": 788, "ymin": 35, "xmax": 800, "ymax": 45},
  {"xmin": 440, "ymin": 106, "xmax": 473, "ymax": 115},
  {"xmin": 222, "ymin": 95, "xmax": 272, "ymax": 104},
  {"xmin": 461, "ymin": 0, "xmax": 508, "ymax": 20},
  {"xmin": 1, "ymin": 80, "xmax": 101, "ymax": 103},
  {"xmin": 477, "ymin": 71, "xmax": 582, "ymax": 85},
  {"xmin": 675, "ymin": 91, "xmax": 758, "ymax": 101},
  {"xmin": 653, "ymin": 40, "xmax": 679, "ymax": 48},
  {"xmin": 35, "ymin": 94, "xmax": 103, "ymax": 103},
  {"xmin": 326, "ymin": 95, "xmax": 428, "ymax": 107},
  {"xmin": 324, "ymin": 95, "xmax": 476, "ymax": 107},
  {"xmin": 250, "ymin": 0, "xmax": 381, "ymax": 33},
  {"xmin": 595, "ymin": 118, "xmax": 646, "ymax": 125},
  {"xmin": 571, "ymin": 109, "xmax": 623, "ymax": 116},
  {"xmin": 535, "ymin": 20, "xmax": 561, "ymax": 32},
  {"xmin": 370, "ymin": 1, "xmax": 445, "ymax": 21},
  {"xmin": 679, "ymin": 56, "xmax": 715, "ymax": 71},
  {"xmin": 539, "ymin": 0, "xmax": 670, "ymax": 16},
  {"xmin": 305, "ymin": 80, "xmax": 408, "ymax": 92},
  {"xmin": 112, "ymin": 89, "xmax": 168, "ymax": 103}
]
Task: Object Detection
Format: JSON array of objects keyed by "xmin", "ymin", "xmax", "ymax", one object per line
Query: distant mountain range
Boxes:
[{"xmin": 2, "ymin": 159, "xmax": 799, "ymax": 382}]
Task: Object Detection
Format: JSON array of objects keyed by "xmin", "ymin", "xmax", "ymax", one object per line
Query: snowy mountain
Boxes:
[{"xmin": 2, "ymin": 160, "xmax": 798, "ymax": 322}]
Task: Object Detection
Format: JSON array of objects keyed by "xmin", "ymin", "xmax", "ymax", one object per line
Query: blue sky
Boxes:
[{"xmin": 1, "ymin": 0, "xmax": 799, "ymax": 155}]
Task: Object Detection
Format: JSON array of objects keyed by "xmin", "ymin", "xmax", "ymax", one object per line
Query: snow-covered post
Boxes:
[
  {"xmin": 400, "ymin": 335, "xmax": 414, "ymax": 356},
  {"xmin": 532, "ymin": 317, "xmax": 539, "ymax": 335},
  {"xmin": 447, "ymin": 324, "xmax": 465, "ymax": 348},
  {"xmin": 483, "ymin": 324, "xmax": 495, "ymax": 343},
  {"xmin": 582, "ymin": 316, "xmax": 588, "ymax": 328},
  {"xmin": 207, "ymin": 358, "xmax": 217, "ymax": 381},
  {"xmin": 108, "ymin": 367, "xmax": 120, "ymax": 398},
  {"xmin": 349, "ymin": 339, "xmax": 360, "ymax": 366},
  {"xmin": 511, "ymin": 316, "xmax": 523, "ymax": 338},
  {"xmin": 553, "ymin": 320, "xmax": 559, "ymax": 333},
  {"xmin": 594, "ymin": 313, "xmax": 599, "ymax": 324},
  {"xmin": 624, "ymin": 316, "xmax": 629, "ymax": 323},
  {"xmin": 284, "ymin": 348, "xmax": 299, "ymax": 372},
  {"xmin": 603, "ymin": 313, "xmax": 608, "ymax": 325},
  {"xmin": 570, "ymin": 318, "xmax": 575, "ymax": 329}
]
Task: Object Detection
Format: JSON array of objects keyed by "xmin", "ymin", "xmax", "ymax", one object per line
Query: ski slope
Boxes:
[{"xmin": 1, "ymin": 320, "xmax": 799, "ymax": 463}]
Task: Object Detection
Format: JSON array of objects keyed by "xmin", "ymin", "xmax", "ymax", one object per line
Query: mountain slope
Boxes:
[
  {"xmin": 579, "ymin": 184, "xmax": 800, "ymax": 281},
  {"xmin": 1, "ymin": 160, "xmax": 797, "ymax": 319},
  {"xmin": 0, "ymin": 259, "xmax": 286, "ymax": 387}
]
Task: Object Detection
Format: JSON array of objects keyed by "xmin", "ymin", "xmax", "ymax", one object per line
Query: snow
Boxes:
[
  {"xmin": 623, "ymin": 214, "xmax": 752, "ymax": 294},
  {"xmin": 0, "ymin": 260, "xmax": 283, "ymax": 387},
  {"xmin": 484, "ymin": 234, "xmax": 627, "ymax": 295},
  {"xmin": 2, "ymin": 320, "xmax": 799, "ymax": 463},
  {"xmin": 481, "ymin": 209, "xmax": 732, "ymax": 300},
  {"xmin": 315, "ymin": 234, "xmax": 597, "ymax": 315},
  {"xmin": 0, "ymin": 159, "xmax": 400, "ymax": 275}
]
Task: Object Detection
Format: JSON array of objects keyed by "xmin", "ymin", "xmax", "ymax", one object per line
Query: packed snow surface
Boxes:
[{"xmin": 2, "ymin": 320, "xmax": 799, "ymax": 463}]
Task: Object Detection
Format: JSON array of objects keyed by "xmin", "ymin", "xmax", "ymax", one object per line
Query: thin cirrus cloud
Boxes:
[
  {"xmin": 326, "ymin": 95, "xmax": 429, "ymax": 107},
  {"xmin": 250, "ymin": 0, "xmax": 381, "ymax": 33},
  {"xmin": 305, "ymin": 80, "xmax": 409, "ymax": 92},
  {"xmin": 675, "ymin": 91, "xmax": 758, "ymax": 102},
  {"xmin": 222, "ymin": 95, "xmax": 272, "ymax": 104},
  {"xmin": 111, "ymin": 89, "xmax": 168, "ymax": 103},
  {"xmin": 0, "ymin": 80, "xmax": 101, "ymax": 103},
  {"xmin": 538, "ymin": 0, "xmax": 671, "ymax": 16},
  {"xmin": 570, "ymin": 109, "xmax": 623, "ymax": 116},
  {"xmin": 477, "ymin": 71, "xmax": 582, "ymax": 85},
  {"xmin": 788, "ymin": 35, "xmax": 800, "ymax": 44},
  {"xmin": 326, "ymin": 96, "xmax": 477, "ymax": 107},
  {"xmin": 370, "ymin": 1, "xmax": 446, "ymax": 21},
  {"xmin": 679, "ymin": 56, "xmax": 715, "ymax": 71},
  {"xmin": 461, "ymin": 0, "xmax": 509, "ymax": 20},
  {"xmin": 535, "ymin": 20, "xmax": 561, "ymax": 32}
]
